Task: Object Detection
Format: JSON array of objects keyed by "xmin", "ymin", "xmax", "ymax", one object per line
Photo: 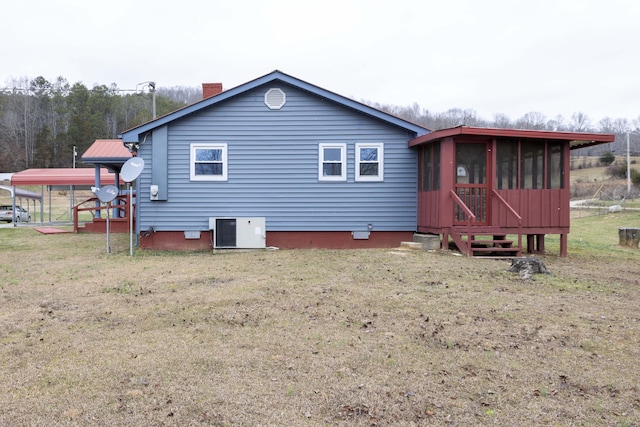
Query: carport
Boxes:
[
  {"xmin": 0, "ymin": 184, "xmax": 43, "ymax": 226},
  {"xmin": 4, "ymin": 139, "xmax": 131, "ymax": 229},
  {"xmin": 9, "ymin": 168, "xmax": 122, "ymax": 224}
]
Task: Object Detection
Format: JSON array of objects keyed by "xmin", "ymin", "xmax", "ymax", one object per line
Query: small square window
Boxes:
[
  {"xmin": 190, "ymin": 143, "xmax": 227, "ymax": 181},
  {"xmin": 355, "ymin": 143, "xmax": 383, "ymax": 181},
  {"xmin": 319, "ymin": 143, "xmax": 346, "ymax": 181}
]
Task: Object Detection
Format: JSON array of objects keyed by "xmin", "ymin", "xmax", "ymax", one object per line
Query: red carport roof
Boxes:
[
  {"xmin": 408, "ymin": 126, "xmax": 616, "ymax": 150},
  {"xmin": 10, "ymin": 168, "xmax": 123, "ymax": 186}
]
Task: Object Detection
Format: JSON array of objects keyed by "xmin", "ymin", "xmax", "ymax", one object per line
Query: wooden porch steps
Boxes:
[
  {"xmin": 405, "ymin": 232, "xmax": 521, "ymax": 257},
  {"xmin": 449, "ymin": 230, "xmax": 522, "ymax": 258},
  {"xmin": 470, "ymin": 239, "xmax": 519, "ymax": 256},
  {"xmin": 77, "ymin": 217, "xmax": 130, "ymax": 233}
]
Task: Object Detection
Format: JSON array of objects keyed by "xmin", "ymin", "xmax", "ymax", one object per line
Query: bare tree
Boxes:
[
  {"xmin": 157, "ymin": 86, "xmax": 201, "ymax": 105},
  {"xmin": 546, "ymin": 115, "xmax": 568, "ymax": 131},
  {"xmin": 515, "ymin": 112, "xmax": 547, "ymax": 130},
  {"xmin": 570, "ymin": 112, "xmax": 592, "ymax": 132},
  {"xmin": 433, "ymin": 108, "xmax": 486, "ymax": 129},
  {"xmin": 0, "ymin": 77, "xmax": 39, "ymax": 168},
  {"xmin": 612, "ymin": 118, "xmax": 631, "ymax": 133},
  {"xmin": 492, "ymin": 113, "xmax": 512, "ymax": 129}
]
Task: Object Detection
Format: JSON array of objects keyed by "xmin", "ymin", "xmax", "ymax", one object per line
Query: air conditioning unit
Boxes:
[{"xmin": 208, "ymin": 217, "xmax": 266, "ymax": 249}]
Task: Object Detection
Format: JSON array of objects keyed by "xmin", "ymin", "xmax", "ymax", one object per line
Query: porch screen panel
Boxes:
[
  {"xmin": 547, "ymin": 141, "xmax": 564, "ymax": 189},
  {"xmin": 421, "ymin": 146, "xmax": 432, "ymax": 191},
  {"xmin": 496, "ymin": 139, "xmax": 518, "ymax": 189},
  {"xmin": 433, "ymin": 142, "xmax": 440, "ymax": 190},
  {"xmin": 419, "ymin": 142, "xmax": 440, "ymax": 191},
  {"xmin": 456, "ymin": 143, "xmax": 486, "ymax": 184},
  {"xmin": 520, "ymin": 141, "xmax": 544, "ymax": 189}
]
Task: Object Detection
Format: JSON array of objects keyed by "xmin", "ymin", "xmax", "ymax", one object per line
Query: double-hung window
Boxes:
[
  {"xmin": 190, "ymin": 143, "xmax": 227, "ymax": 181},
  {"xmin": 319, "ymin": 143, "xmax": 346, "ymax": 181},
  {"xmin": 355, "ymin": 143, "xmax": 383, "ymax": 181}
]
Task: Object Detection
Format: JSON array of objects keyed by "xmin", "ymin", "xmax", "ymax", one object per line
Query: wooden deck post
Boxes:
[
  {"xmin": 526, "ymin": 234, "xmax": 546, "ymax": 254},
  {"xmin": 560, "ymin": 233, "xmax": 568, "ymax": 257},
  {"xmin": 619, "ymin": 228, "xmax": 640, "ymax": 248},
  {"xmin": 526, "ymin": 234, "xmax": 535, "ymax": 253},
  {"xmin": 536, "ymin": 234, "xmax": 545, "ymax": 253}
]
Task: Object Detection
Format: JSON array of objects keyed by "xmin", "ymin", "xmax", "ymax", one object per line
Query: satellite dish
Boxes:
[
  {"xmin": 96, "ymin": 185, "xmax": 119, "ymax": 203},
  {"xmin": 121, "ymin": 157, "xmax": 145, "ymax": 183}
]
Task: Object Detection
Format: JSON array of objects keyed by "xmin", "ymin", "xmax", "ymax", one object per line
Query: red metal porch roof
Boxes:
[
  {"xmin": 409, "ymin": 126, "xmax": 615, "ymax": 150},
  {"xmin": 81, "ymin": 139, "xmax": 132, "ymax": 162},
  {"xmin": 10, "ymin": 168, "xmax": 123, "ymax": 186}
]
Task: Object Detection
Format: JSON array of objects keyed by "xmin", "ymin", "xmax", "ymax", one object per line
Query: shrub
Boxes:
[
  {"xmin": 599, "ymin": 151, "xmax": 615, "ymax": 166},
  {"xmin": 606, "ymin": 163, "xmax": 626, "ymax": 179}
]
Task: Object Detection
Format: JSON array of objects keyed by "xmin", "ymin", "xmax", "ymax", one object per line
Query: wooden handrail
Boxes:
[
  {"xmin": 73, "ymin": 195, "xmax": 131, "ymax": 233},
  {"xmin": 449, "ymin": 189, "xmax": 476, "ymax": 255},
  {"xmin": 491, "ymin": 189, "xmax": 522, "ymax": 255},
  {"xmin": 491, "ymin": 189, "xmax": 521, "ymax": 225},
  {"xmin": 449, "ymin": 189, "xmax": 476, "ymax": 222}
]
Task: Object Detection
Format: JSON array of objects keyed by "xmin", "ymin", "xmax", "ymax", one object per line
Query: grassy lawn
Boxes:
[{"xmin": 1, "ymin": 212, "xmax": 639, "ymax": 426}]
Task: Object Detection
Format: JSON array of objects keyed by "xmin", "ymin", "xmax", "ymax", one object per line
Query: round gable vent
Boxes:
[{"xmin": 264, "ymin": 88, "xmax": 286, "ymax": 110}]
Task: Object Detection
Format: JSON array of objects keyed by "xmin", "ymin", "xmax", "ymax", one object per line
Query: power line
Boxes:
[{"xmin": 0, "ymin": 87, "xmax": 148, "ymax": 94}]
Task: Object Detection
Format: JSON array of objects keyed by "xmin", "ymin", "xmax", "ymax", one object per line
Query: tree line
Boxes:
[
  {"xmin": 367, "ymin": 102, "xmax": 640, "ymax": 158},
  {"xmin": 1, "ymin": 75, "xmax": 638, "ymax": 173},
  {"xmin": 0, "ymin": 76, "xmax": 196, "ymax": 172}
]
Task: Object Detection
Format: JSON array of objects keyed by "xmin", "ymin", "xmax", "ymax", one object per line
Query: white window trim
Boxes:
[
  {"xmin": 190, "ymin": 143, "xmax": 228, "ymax": 181},
  {"xmin": 355, "ymin": 142, "xmax": 384, "ymax": 182},
  {"xmin": 318, "ymin": 143, "xmax": 346, "ymax": 181}
]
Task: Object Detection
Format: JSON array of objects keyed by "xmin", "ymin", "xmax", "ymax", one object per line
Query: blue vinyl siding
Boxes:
[{"xmin": 136, "ymin": 82, "xmax": 417, "ymax": 233}]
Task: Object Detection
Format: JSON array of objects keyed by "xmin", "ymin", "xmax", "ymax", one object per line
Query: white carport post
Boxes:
[{"xmin": 94, "ymin": 167, "xmax": 101, "ymax": 218}]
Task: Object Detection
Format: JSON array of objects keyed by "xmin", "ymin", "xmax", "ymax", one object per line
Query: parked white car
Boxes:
[{"xmin": 0, "ymin": 205, "xmax": 30, "ymax": 223}]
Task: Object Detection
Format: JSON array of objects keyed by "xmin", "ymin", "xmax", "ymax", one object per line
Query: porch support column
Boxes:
[
  {"xmin": 526, "ymin": 234, "xmax": 547, "ymax": 254},
  {"xmin": 526, "ymin": 234, "xmax": 535, "ymax": 253},
  {"xmin": 536, "ymin": 234, "xmax": 545, "ymax": 254},
  {"xmin": 94, "ymin": 166, "xmax": 101, "ymax": 218},
  {"xmin": 560, "ymin": 233, "xmax": 568, "ymax": 257}
]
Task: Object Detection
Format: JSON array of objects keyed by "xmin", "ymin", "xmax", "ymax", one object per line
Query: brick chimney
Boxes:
[{"xmin": 202, "ymin": 83, "xmax": 223, "ymax": 99}]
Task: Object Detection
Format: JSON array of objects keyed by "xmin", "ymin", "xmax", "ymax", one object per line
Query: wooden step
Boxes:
[
  {"xmin": 400, "ymin": 241, "xmax": 428, "ymax": 250},
  {"xmin": 471, "ymin": 240, "xmax": 513, "ymax": 248},
  {"xmin": 79, "ymin": 217, "xmax": 131, "ymax": 233},
  {"xmin": 468, "ymin": 238, "xmax": 520, "ymax": 257},
  {"xmin": 471, "ymin": 246, "xmax": 518, "ymax": 253},
  {"xmin": 470, "ymin": 243, "xmax": 520, "ymax": 258}
]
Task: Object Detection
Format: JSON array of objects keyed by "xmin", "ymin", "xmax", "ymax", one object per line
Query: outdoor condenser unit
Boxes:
[{"xmin": 208, "ymin": 217, "xmax": 266, "ymax": 249}]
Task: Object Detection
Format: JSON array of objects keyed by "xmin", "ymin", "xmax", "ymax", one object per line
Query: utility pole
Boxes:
[
  {"xmin": 136, "ymin": 81, "xmax": 156, "ymax": 119},
  {"xmin": 627, "ymin": 132, "xmax": 631, "ymax": 194},
  {"xmin": 150, "ymin": 82, "xmax": 156, "ymax": 119}
]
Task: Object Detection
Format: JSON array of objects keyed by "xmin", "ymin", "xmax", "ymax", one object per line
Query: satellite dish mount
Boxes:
[
  {"xmin": 95, "ymin": 185, "xmax": 119, "ymax": 253},
  {"xmin": 121, "ymin": 157, "xmax": 145, "ymax": 256}
]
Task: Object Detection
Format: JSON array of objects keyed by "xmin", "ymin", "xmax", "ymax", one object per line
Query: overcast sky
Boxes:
[{"xmin": 2, "ymin": 0, "xmax": 639, "ymax": 125}]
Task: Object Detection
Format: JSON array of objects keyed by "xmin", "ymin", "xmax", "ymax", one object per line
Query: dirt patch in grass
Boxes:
[{"xmin": 1, "ymin": 230, "xmax": 639, "ymax": 426}]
